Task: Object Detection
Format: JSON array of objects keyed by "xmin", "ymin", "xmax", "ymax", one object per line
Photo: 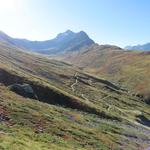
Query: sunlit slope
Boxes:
[
  {"xmin": 0, "ymin": 86, "xmax": 150, "ymax": 150},
  {"xmin": 60, "ymin": 44, "xmax": 150, "ymax": 103},
  {"xmin": 0, "ymin": 42, "xmax": 149, "ymax": 122},
  {"xmin": 0, "ymin": 42, "xmax": 150, "ymax": 149}
]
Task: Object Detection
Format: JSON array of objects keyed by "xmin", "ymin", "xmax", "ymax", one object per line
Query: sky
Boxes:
[{"xmin": 0, "ymin": 0, "xmax": 150, "ymax": 47}]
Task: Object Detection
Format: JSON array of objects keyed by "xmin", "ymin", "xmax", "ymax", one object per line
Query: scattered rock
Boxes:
[{"xmin": 0, "ymin": 113, "xmax": 9, "ymax": 122}]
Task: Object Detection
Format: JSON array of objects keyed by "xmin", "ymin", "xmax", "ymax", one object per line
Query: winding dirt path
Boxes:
[
  {"xmin": 107, "ymin": 105, "xmax": 112, "ymax": 111},
  {"xmin": 71, "ymin": 73, "xmax": 90, "ymax": 102},
  {"xmin": 71, "ymin": 73, "xmax": 78, "ymax": 92},
  {"xmin": 81, "ymin": 94, "xmax": 89, "ymax": 101},
  {"xmin": 70, "ymin": 73, "xmax": 149, "ymax": 131}
]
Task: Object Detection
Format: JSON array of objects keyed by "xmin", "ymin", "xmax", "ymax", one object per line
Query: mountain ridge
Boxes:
[
  {"xmin": 0, "ymin": 30, "xmax": 95, "ymax": 55},
  {"xmin": 58, "ymin": 44, "xmax": 150, "ymax": 103},
  {"xmin": 125, "ymin": 43, "xmax": 150, "ymax": 51}
]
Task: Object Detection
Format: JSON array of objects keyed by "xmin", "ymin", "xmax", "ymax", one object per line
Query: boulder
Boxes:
[{"xmin": 9, "ymin": 83, "xmax": 38, "ymax": 99}]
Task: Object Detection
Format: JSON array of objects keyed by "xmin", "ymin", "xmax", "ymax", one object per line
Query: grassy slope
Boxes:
[
  {"xmin": 0, "ymin": 86, "xmax": 150, "ymax": 150},
  {"xmin": 60, "ymin": 44, "xmax": 150, "ymax": 102},
  {"xmin": 0, "ymin": 86, "xmax": 115, "ymax": 150},
  {"xmin": 0, "ymin": 42, "xmax": 150, "ymax": 149}
]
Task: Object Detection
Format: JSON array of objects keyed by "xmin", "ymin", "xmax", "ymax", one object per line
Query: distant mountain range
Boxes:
[
  {"xmin": 125, "ymin": 43, "xmax": 150, "ymax": 51},
  {"xmin": 0, "ymin": 30, "xmax": 94, "ymax": 55},
  {"xmin": 1, "ymin": 30, "xmax": 150, "ymax": 54}
]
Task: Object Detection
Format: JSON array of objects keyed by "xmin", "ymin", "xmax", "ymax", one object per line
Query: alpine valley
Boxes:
[{"xmin": 0, "ymin": 30, "xmax": 150, "ymax": 150}]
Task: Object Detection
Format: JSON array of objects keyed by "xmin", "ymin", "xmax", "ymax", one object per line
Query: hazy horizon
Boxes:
[{"xmin": 0, "ymin": 0, "xmax": 150, "ymax": 47}]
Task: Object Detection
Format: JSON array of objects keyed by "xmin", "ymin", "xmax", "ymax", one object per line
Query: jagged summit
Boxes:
[
  {"xmin": 64, "ymin": 29, "xmax": 74, "ymax": 34},
  {"xmin": 56, "ymin": 30, "xmax": 74, "ymax": 38},
  {"xmin": 78, "ymin": 30, "xmax": 89, "ymax": 36},
  {"xmin": 0, "ymin": 30, "xmax": 95, "ymax": 55}
]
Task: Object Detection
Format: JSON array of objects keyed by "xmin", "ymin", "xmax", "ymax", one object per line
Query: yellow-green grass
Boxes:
[
  {"xmin": 0, "ymin": 42, "xmax": 149, "ymax": 125},
  {"xmin": 59, "ymin": 44, "xmax": 150, "ymax": 102},
  {"xmin": 0, "ymin": 42, "xmax": 150, "ymax": 149},
  {"xmin": 0, "ymin": 86, "xmax": 149, "ymax": 150}
]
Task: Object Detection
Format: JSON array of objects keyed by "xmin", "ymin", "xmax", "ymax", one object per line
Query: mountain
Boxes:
[
  {"xmin": 58, "ymin": 44, "xmax": 150, "ymax": 103},
  {"xmin": 0, "ymin": 30, "xmax": 94, "ymax": 55},
  {"xmin": 125, "ymin": 43, "xmax": 150, "ymax": 51},
  {"xmin": 0, "ymin": 39, "xmax": 150, "ymax": 149},
  {"xmin": 59, "ymin": 44, "xmax": 123, "ymax": 67},
  {"xmin": 0, "ymin": 30, "xmax": 15, "ymax": 44}
]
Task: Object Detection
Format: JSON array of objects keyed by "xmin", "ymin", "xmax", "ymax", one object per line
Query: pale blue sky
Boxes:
[{"xmin": 0, "ymin": 0, "xmax": 150, "ymax": 47}]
